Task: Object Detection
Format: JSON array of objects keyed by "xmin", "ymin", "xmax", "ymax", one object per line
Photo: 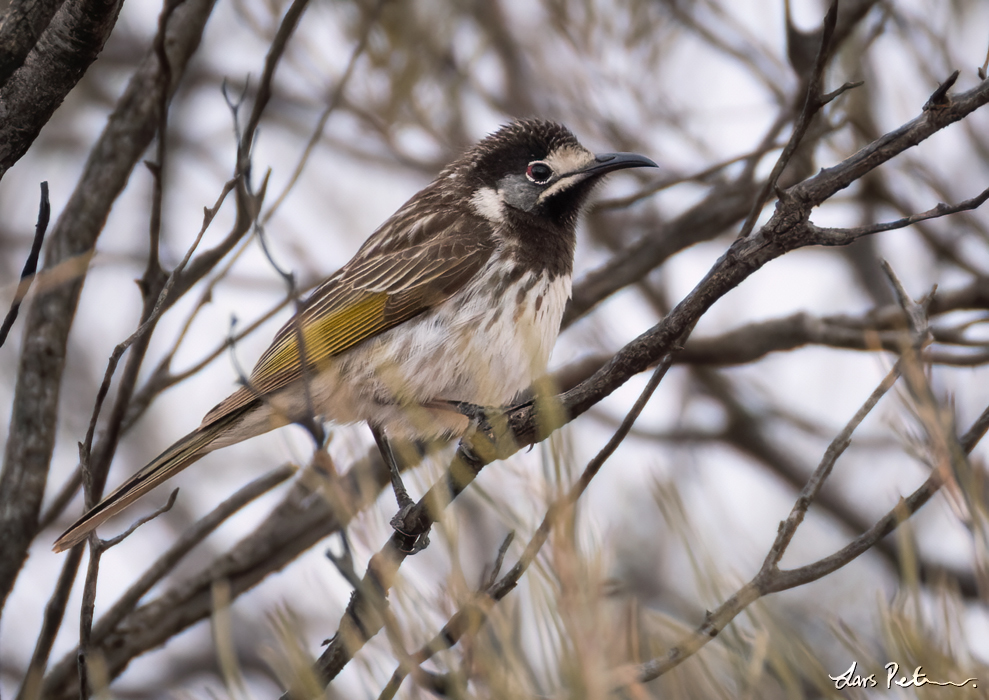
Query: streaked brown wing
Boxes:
[{"xmin": 200, "ymin": 236, "xmax": 492, "ymax": 426}]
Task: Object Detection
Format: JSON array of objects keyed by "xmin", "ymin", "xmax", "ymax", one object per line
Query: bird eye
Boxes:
[{"xmin": 526, "ymin": 161, "xmax": 554, "ymax": 184}]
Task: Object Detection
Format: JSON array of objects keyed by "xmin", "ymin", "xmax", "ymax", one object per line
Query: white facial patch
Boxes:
[
  {"xmin": 470, "ymin": 186, "xmax": 505, "ymax": 223},
  {"xmin": 538, "ymin": 146, "xmax": 596, "ymax": 203},
  {"xmin": 544, "ymin": 145, "xmax": 596, "ymax": 175}
]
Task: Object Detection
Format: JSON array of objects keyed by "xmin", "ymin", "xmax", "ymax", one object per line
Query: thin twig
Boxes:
[
  {"xmin": 35, "ymin": 179, "xmax": 240, "ymax": 533},
  {"xmin": 145, "ymin": 251, "xmax": 284, "ymax": 385},
  {"xmin": 813, "ymin": 186, "xmax": 989, "ymax": 243},
  {"xmin": 0, "ymin": 181, "xmax": 49, "ymax": 349},
  {"xmin": 737, "ymin": 0, "xmax": 840, "ymax": 239},
  {"xmin": 77, "ymin": 3, "xmax": 185, "ymax": 693},
  {"xmin": 631, "ymin": 275, "xmax": 960, "ymax": 686},
  {"xmin": 97, "ymin": 489, "xmax": 179, "ymax": 551},
  {"xmin": 481, "ymin": 530, "xmax": 515, "ymax": 590},
  {"xmin": 237, "ymin": 0, "xmax": 312, "ymax": 179},
  {"xmin": 222, "ymin": 0, "xmax": 325, "ymax": 449},
  {"xmin": 87, "ymin": 465, "xmax": 294, "ymax": 648},
  {"xmin": 764, "ymin": 360, "xmax": 901, "ymax": 570},
  {"xmin": 325, "ymin": 532, "xmax": 362, "ymax": 591},
  {"xmin": 262, "ymin": 0, "xmax": 386, "ymax": 222}
]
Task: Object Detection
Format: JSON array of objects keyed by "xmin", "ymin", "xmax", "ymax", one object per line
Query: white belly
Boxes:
[{"xmin": 302, "ymin": 259, "xmax": 572, "ymax": 440}]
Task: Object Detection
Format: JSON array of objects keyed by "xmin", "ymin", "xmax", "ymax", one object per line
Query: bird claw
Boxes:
[
  {"xmin": 449, "ymin": 401, "xmax": 514, "ymax": 437},
  {"xmin": 390, "ymin": 504, "xmax": 430, "ymax": 554},
  {"xmin": 448, "ymin": 400, "xmax": 488, "ymax": 423}
]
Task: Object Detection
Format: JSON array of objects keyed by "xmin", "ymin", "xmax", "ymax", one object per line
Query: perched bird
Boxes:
[{"xmin": 53, "ymin": 119, "xmax": 656, "ymax": 552}]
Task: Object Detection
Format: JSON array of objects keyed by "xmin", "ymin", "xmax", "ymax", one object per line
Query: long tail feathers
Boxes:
[{"xmin": 52, "ymin": 412, "xmax": 241, "ymax": 552}]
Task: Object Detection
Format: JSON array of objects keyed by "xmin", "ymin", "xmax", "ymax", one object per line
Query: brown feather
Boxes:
[
  {"xmin": 52, "ymin": 409, "xmax": 245, "ymax": 552},
  {"xmin": 201, "ymin": 235, "xmax": 494, "ymax": 427}
]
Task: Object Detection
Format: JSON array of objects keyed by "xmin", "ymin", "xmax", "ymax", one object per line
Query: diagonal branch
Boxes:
[
  {"xmin": 0, "ymin": 181, "xmax": 49, "ymax": 349},
  {"xmin": 374, "ymin": 359, "xmax": 676, "ymax": 698},
  {"xmin": 0, "ymin": 0, "xmax": 124, "ymax": 181},
  {"xmin": 553, "ymin": 75, "xmax": 989, "ymax": 438},
  {"xmin": 812, "ymin": 185, "xmax": 989, "ymax": 244},
  {"xmin": 0, "ymin": 0, "xmax": 66, "ymax": 87},
  {"xmin": 737, "ymin": 0, "xmax": 840, "ymax": 240}
]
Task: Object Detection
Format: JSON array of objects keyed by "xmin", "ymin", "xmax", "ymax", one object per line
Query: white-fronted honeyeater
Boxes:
[{"xmin": 53, "ymin": 119, "xmax": 656, "ymax": 552}]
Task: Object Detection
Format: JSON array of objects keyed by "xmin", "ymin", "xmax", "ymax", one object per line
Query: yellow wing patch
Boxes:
[
  {"xmin": 199, "ymin": 237, "xmax": 493, "ymax": 429},
  {"xmin": 255, "ymin": 292, "xmax": 389, "ymax": 380},
  {"xmin": 200, "ymin": 292, "xmax": 391, "ymax": 427}
]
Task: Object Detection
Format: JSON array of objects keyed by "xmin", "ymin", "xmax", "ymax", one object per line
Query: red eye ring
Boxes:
[{"xmin": 526, "ymin": 161, "xmax": 554, "ymax": 184}]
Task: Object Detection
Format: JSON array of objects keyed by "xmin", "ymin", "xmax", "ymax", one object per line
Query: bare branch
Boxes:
[
  {"xmin": 236, "ymin": 0, "xmax": 311, "ymax": 182},
  {"xmin": 262, "ymin": 0, "xmax": 385, "ymax": 223},
  {"xmin": 813, "ymin": 186, "xmax": 989, "ymax": 244},
  {"xmin": 88, "ymin": 465, "xmax": 294, "ymax": 648},
  {"xmin": 764, "ymin": 361, "xmax": 901, "ymax": 570},
  {"xmin": 0, "ymin": 0, "xmax": 66, "ymax": 87},
  {"xmin": 0, "ymin": 0, "xmax": 124, "ymax": 181},
  {"xmin": 96, "ymin": 488, "xmax": 179, "ymax": 551},
  {"xmin": 553, "ymin": 77, "xmax": 989, "ymax": 441},
  {"xmin": 0, "ymin": 181, "xmax": 49, "ymax": 349},
  {"xmin": 39, "ymin": 447, "xmax": 390, "ymax": 699},
  {"xmin": 737, "ymin": 0, "xmax": 840, "ymax": 240}
]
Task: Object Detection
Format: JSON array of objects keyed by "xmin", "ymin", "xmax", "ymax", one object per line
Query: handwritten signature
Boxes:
[{"xmin": 830, "ymin": 661, "xmax": 977, "ymax": 689}]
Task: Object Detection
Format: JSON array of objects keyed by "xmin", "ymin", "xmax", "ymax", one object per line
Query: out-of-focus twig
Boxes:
[{"xmin": 0, "ymin": 182, "xmax": 49, "ymax": 349}]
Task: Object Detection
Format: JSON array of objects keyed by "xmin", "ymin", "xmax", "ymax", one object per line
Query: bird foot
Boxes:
[
  {"xmin": 448, "ymin": 400, "xmax": 509, "ymax": 434},
  {"xmin": 390, "ymin": 503, "xmax": 430, "ymax": 554}
]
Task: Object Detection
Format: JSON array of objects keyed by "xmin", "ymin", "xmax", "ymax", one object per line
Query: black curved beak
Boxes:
[{"xmin": 583, "ymin": 151, "xmax": 658, "ymax": 175}]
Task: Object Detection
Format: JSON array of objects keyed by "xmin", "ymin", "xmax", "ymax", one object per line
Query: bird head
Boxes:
[{"xmin": 455, "ymin": 119, "xmax": 657, "ymax": 231}]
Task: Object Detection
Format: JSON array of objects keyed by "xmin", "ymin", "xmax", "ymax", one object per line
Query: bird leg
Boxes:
[
  {"xmin": 446, "ymin": 398, "xmax": 532, "ymax": 430},
  {"xmin": 371, "ymin": 424, "xmax": 413, "ymax": 510},
  {"xmin": 445, "ymin": 400, "xmax": 491, "ymax": 425},
  {"xmin": 370, "ymin": 424, "xmax": 430, "ymax": 553},
  {"xmin": 446, "ymin": 399, "xmax": 513, "ymax": 454}
]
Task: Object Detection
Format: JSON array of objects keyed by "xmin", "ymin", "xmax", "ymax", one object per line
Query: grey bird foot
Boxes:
[
  {"xmin": 390, "ymin": 504, "xmax": 430, "ymax": 554},
  {"xmin": 370, "ymin": 423, "xmax": 425, "ymax": 552},
  {"xmin": 449, "ymin": 400, "xmax": 489, "ymax": 423},
  {"xmin": 449, "ymin": 400, "xmax": 511, "ymax": 434}
]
